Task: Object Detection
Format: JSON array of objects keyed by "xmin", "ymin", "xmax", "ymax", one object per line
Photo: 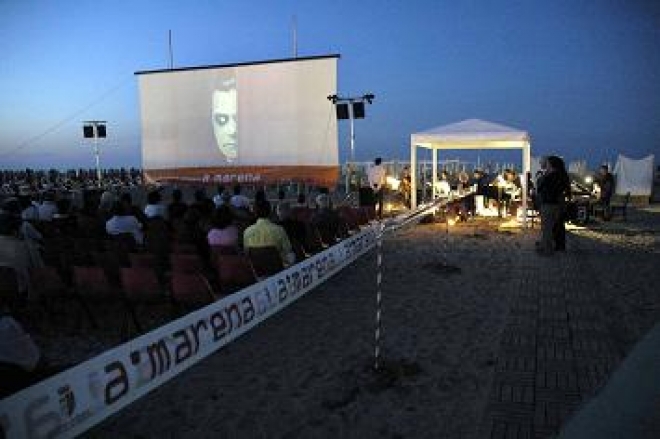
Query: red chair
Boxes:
[
  {"xmin": 170, "ymin": 253, "xmax": 204, "ymax": 274},
  {"xmin": 246, "ymin": 246, "xmax": 285, "ymax": 279},
  {"xmin": 72, "ymin": 266, "xmax": 119, "ymax": 329},
  {"xmin": 129, "ymin": 253, "xmax": 157, "ymax": 269},
  {"xmin": 171, "ymin": 272, "xmax": 215, "ymax": 314},
  {"xmin": 216, "ymin": 255, "xmax": 257, "ymax": 293},
  {"xmin": 209, "ymin": 245, "xmax": 239, "ymax": 265},
  {"xmin": 31, "ymin": 266, "xmax": 88, "ymax": 330},
  {"xmin": 120, "ymin": 267, "xmax": 164, "ymax": 333},
  {"xmin": 171, "ymin": 242, "xmax": 198, "ymax": 254}
]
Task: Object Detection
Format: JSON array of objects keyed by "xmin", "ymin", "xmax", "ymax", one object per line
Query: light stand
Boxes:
[
  {"xmin": 328, "ymin": 93, "xmax": 375, "ymax": 195},
  {"xmin": 83, "ymin": 121, "xmax": 107, "ymax": 187}
]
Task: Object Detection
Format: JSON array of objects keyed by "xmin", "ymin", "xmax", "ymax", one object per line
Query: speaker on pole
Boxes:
[
  {"xmin": 83, "ymin": 125, "xmax": 94, "ymax": 138},
  {"xmin": 336, "ymin": 103, "xmax": 349, "ymax": 120},
  {"xmin": 97, "ymin": 125, "xmax": 107, "ymax": 138},
  {"xmin": 352, "ymin": 101, "xmax": 365, "ymax": 119}
]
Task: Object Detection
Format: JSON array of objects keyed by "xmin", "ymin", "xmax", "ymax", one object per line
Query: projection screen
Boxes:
[{"xmin": 135, "ymin": 55, "xmax": 339, "ymax": 186}]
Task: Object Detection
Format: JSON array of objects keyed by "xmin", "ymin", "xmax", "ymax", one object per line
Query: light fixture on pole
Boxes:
[
  {"xmin": 327, "ymin": 93, "xmax": 375, "ymax": 193},
  {"xmin": 82, "ymin": 120, "xmax": 107, "ymax": 186}
]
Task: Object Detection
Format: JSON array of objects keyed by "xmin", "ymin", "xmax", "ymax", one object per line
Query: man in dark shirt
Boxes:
[{"xmin": 595, "ymin": 165, "xmax": 615, "ymax": 220}]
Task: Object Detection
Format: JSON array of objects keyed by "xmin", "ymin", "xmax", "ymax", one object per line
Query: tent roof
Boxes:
[{"xmin": 411, "ymin": 119, "xmax": 529, "ymax": 147}]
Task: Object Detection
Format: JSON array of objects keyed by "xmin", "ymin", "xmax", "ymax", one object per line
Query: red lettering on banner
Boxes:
[{"xmin": 104, "ymin": 362, "xmax": 129, "ymax": 405}]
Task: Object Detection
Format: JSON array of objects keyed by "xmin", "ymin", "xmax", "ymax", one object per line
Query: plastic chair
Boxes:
[
  {"xmin": 0, "ymin": 266, "xmax": 21, "ymax": 312},
  {"xmin": 246, "ymin": 246, "xmax": 284, "ymax": 279},
  {"xmin": 120, "ymin": 267, "xmax": 164, "ymax": 333},
  {"xmin": 171, "ymin": 272, "xmax": 215, "ymax": 314},
  {"xmin": 170, "ymin": 253, "xmax": 205, "ymax": 274},
  {"xmin": 216, "ymin": 255, "xmax": 257, "ymax": 293}
]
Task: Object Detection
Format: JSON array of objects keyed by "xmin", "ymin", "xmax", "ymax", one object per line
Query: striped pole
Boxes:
[{"xmin": 374, "ymin": 221, "xmax": 385, "ymax": 370}]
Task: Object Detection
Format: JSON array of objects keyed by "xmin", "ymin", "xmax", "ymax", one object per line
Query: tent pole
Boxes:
[
  {"xmin": 432, "ymin": 147, "xmax": 438, "ymax": 200},
  {"xmin": 410, "ymin": 143, "xmax": 417, "ymax": 209}
]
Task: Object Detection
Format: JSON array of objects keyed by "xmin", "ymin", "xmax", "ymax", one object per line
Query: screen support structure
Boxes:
[
  {"xmin": 82, "ymin": 121, "xmax": 107, "ymax": 187},
  {"xmin": 328, "ymin": 93, "xmax": 375, "ymax": 195}
]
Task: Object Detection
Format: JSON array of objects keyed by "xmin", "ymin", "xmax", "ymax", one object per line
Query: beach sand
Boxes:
[{"xmin": 50, "ymin": 208, "xmax": 659, "ymax": 438}]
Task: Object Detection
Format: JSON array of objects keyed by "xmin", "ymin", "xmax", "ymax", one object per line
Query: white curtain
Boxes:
[{"xmin": 613, "ymin": 154, "xmax": 655, "ymax": 196}]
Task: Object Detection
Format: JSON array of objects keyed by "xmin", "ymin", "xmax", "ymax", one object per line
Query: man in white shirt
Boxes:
[{"xmin": 367, "ymin": 157, "xmax": 386, "ymax": 218}]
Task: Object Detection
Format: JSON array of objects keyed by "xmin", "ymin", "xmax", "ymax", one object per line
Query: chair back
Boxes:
[
  {"xmin": 246, "ymin": 246, "xmax": 284, "ymax": 278},
  {"xmin": 216, "ymin": 255, "xmax": 256, "ymax": 293}
]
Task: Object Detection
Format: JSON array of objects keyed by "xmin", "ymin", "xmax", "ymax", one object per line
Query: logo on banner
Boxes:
[{"xmin": 57, "ymin": 386, "xmax": 75, "ymax": 418}]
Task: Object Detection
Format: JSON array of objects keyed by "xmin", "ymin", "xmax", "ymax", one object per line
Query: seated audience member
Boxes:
[
  {"xmin": 168, "ymin": 188, "xmax": 188, "ymax": 222},
  {"xmin": 207, "ymin": 205, "xmax": 239, "ymax": 249},
  {"xmin": 106, "ymin": 201, "xmax": 144, "ymax": 245},
  {"xmin": 311, "ymin": 194, "xmax": 343, "ymax": 244},
  {"xmin": 98, "ymin": 190, "xmax": 115, "ymax": 220},
  {"xmin": 0, "ymin": 315, "xmax": 42, "ymax": 398},
  {"xmin": 212, "ymin": 185, "xmax": 226, "ymax": 208},
  {"xmin": 294, "ymin": 192, "xmax": 307, "ymax": 208},
  {"xmin": 0, "ymin": 212, "xmax": 34, "ymax": 295},
  {"xmin": 230, "ymin": 184, "xmax": 251, "ymax": 210},
  {"xmin": 144, "ymin": 190, "xmax": 168, "ymax": 220},
  {"xmin": 18, "ymin": 191, "xmax": 39, "ymax": 222},
  {"xmin": 243, "ymin": 200, "xmax": 295, "ymax": 266},
  {"xmin": 120, "ymin": 192, "xmax": 148, "ymax": 227},
  {"xmin": 275, "ymin": 201, "xmax": 307, "ymax": 251},
  {"xmin": 37, "ymin": 191, "xmax": 58, "ymax": 222}
]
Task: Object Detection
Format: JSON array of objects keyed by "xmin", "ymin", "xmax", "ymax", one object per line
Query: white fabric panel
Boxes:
[
  {"xmin": 613, "ymin": 154, "xmax": 655, "ymax": 196},
  {"xmin": 138, "ymin": 58, "xmax": 338, "ymax": 169}
]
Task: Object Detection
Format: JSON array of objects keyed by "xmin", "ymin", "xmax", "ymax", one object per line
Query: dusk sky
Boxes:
[{"xmin": 1, "ymin": 0, "xmax": 658, "ymax": 170}]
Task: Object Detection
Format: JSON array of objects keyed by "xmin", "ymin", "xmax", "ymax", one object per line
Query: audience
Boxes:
[
  {"xmin": 144, "ymin": 190, "xmax": 167, "ymax": 220},
  {"xmin": 106, "ymin": 201, "xmax": 144, "ymax": 245},
  {"xmin": 230, "ymin": 184, "xmax": 250, "ymax": 210},
  {"xmin": 37, "ymin": 191, "xmax": 57, "ymax": 222},
  {"xmin": 168, "ymin": 188, "xmax": 188, "ymax": 222},
  {"xmin": 243, "ymin": 200, "xmax": 295, "ymax": 266},
  {"xmin": 207, "ymin": 205, "xmax": 239, "ymax": 249}
]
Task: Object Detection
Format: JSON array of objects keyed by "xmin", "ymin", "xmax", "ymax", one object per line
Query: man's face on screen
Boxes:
[{"xmin": 212, "ymin": 88, "xmax": 237, "ymax": 161}]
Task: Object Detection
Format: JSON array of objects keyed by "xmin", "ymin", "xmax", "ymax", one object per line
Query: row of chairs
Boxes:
[{"xmin": 1, "ymin": 206, "xmax": 377, "ymax": 337}]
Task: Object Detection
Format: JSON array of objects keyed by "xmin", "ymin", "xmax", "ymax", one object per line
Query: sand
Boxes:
[{"xmin": 29, "ymin": 208, "xmax": 660, "ymax": 438}]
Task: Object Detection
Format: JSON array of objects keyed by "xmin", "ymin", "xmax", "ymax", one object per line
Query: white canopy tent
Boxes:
[{"xmin": 410, "ymin": 118, "xmax": 532, "ymax": 223}]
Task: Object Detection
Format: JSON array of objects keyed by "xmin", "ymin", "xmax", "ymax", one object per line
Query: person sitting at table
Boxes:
[{"xmin": 434, "ymin": 171, "xmax": 452, "ymax": 198}]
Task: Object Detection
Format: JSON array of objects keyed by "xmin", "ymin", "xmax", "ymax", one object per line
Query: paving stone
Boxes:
[
  {"xmin": 536, "ymin": 325, "xmax": 570, "ymax": 340},
  {"xmin": 536, "ymin": 343, "xmax": 574, "ymax": 361},
  {"xmin": 488, "ymin": 419, "xmax": 533, "ymax": 439},
  {"xmin": 535, "ymin": 369, "xmax": 579, "ymax": 392},
  {"xmin": 533, "ymin": 398, "xmax": 581, "ymax": 432},
  {"xmin": 496, "ymin": 355, "xmax": 537, "ymax": 373}
]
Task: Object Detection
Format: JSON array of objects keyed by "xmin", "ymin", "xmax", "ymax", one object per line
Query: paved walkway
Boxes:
[{"xmin": 480, "ymin": 208, "xmax": 660, "ymax": 438}]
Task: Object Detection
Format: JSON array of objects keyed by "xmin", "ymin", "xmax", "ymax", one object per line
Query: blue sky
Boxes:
[{"xmin": 0, "ymin": 0, "xmax": 658, "ymax": 170}]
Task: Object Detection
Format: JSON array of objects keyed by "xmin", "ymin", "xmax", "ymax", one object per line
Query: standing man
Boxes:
[
  {"xmin": 594, "ymin": 165, "xmax": 615, "ymax": 220},
  {"xmin": 368, "ymin": 157, "xmax": 386, "ymax": 219}
]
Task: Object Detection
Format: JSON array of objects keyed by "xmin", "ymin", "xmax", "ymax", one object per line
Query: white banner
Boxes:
[{"xmin": 0, "ymin": 226, "xmax": 377, "ymax": 439}]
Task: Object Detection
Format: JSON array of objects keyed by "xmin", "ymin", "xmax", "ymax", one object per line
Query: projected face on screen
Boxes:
[{"xmin": 212, "ymin": 81, "xmax": 238, "ymax": 162}]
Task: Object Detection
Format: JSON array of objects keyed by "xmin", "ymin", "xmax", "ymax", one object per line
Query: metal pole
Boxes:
[
  {"xmin": 349, "ymin": 102, "xmax": 356, "ymax": 193},
  {"xmin": 94, "ymin": 134, "xmax": 101, "ymax": 187},
  {"xmin": 374, "ymin": 221, "xmax": 385, "ymax": 370}
]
